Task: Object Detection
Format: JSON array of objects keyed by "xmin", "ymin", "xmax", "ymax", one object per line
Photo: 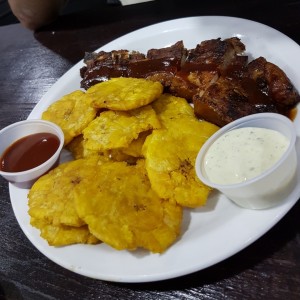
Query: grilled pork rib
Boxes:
[
  {"xmin": 80, "ymin": 38, "xmax": 300, "ymax": 126},
  {"xmin": 80, "ymin": 50, "xmax": 146, "ymax": 90},
  {"xmin": 247, "ymin": 57, "xmax": 300, "ymax": 113},
  {"xmin": 193, "ymin": 77, "xmax": 278, "ymax": 127}
]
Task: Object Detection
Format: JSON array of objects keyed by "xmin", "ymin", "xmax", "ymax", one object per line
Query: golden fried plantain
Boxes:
[
  {"xmin": 86, "ymin": 77, "xmax": 163, "ymax": 111},
  {"xmin": 121, "ymin": 130, "xmax": 150, "ymax": 158},
  {"xmin": 33, "ymin": 81, "xmax": 220, "ymax": 251},
  {"xmin": 143, "ymin": 95, "xmax": 219, "ymax": 208},
  {"xmin": 66, "ymin": 134, "xmax": 87, "ymax": 159},
  {"xmin": 83, "ymin": 105, "xmax": 160, "ymax": 152},
  {"xmin": 28, "ymin": 157, "xmax": 102, "ymax": 227},
  {"xmin": 67, "ymin": 134, "xmax": 105, "ymax": 159},
  {"xmin": 42, "ymin": 90, "xmax": 97, "ymax": 145},
  {"xmin": 151, "ymin": 93, "xmax": 195, "ymax": 128},
  {"xmin": 74, "ymin": 160, "xmax": 182, "ymax": 253},
  {"xmin": 67, "ymin": 134, "xmax": 138, "ymax": 164},
  {"xmin": 31, "ymin": 218, "xmax": 99, "ymax": 246}
]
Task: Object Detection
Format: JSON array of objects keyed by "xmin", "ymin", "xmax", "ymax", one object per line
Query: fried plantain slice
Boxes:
[
  {"xmin": 151, "ymin": 93, "xmax": 195, "ymax": 128},
  {"xmin": 82, "ymin": 105, "xmax": 160, "ymax": 152},
  {"xmin": 67, "ymin": 134, "xmax": 138, "ymax": 165},
  {"xmin": 121, "ymin": 130, "xmax": 150, "ymax": 158},
  {"xmin": 31, "ymin": 218, "xmax": 99, "ymax": 247},
  {"xmin": 67, "ymin": 134, "xmax": 107, "ymax": 160},
  {"xmin": 66, "ymin": 134, "xmax": 87, "ymax": 159},
  {"xmin": 143, "ymin": 96, "xmax": 219, "ymax": 208},
  {"xmin": 28, "ymin": 157, "xmax": 102, "ymax": 227},
  {"xmin": 42, "ymin": 90, "xmax": 98, "ymax": 145},
  {"xmin": 74, "ymin": 160, "xmax": 183, "ymax": 253},
  {"xmin": 86, "ymin": 77, "xmax": 163, "ymax": 111}
]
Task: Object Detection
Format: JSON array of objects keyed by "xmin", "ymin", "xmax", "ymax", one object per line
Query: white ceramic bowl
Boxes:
[
  {"xmin": 0, "ymin": 119, "xmax": 64, "ymax": 188},
  {"xmin": 195, "ymin": 113, "xmax": 297, "ymax": 209}
]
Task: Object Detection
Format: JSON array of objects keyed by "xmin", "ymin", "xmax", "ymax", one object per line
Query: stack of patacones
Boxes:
[{"xmin": 28, "ymin": 77, "xmax": 219, "ymax": 253}]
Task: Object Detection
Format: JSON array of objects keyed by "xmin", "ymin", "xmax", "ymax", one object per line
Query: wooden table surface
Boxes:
[{"xmin": 1, "ymin": 0, "xmax": 300, "ymax": 299}]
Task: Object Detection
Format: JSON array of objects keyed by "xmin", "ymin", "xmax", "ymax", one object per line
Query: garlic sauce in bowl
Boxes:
[
  {"xmin": 196, "ymin": 113, "xmax": 297, "ymax": 209},
  {"xmin": 203, "ymin": 127, "xmax": 289, "ymax": 185}
]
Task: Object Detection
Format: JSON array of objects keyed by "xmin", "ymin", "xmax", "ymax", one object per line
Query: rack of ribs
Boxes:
[{"xmin": 80, "ymin": 37, "xmax": 300, "ymax": 127}]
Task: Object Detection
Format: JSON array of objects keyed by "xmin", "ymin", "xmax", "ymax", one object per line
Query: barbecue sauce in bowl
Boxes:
[{"xmin": 0, "ymin": 132, "xmax": 60, "ymax": 173}]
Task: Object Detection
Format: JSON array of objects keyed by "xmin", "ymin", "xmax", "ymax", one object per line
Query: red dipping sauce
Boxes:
[{"xmin": 0, "ymin": 132, "xmax": 60, "ymax": 173}]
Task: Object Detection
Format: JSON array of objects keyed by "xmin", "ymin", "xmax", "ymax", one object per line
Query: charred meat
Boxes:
[
  {"xmin": 80, "ymin": 38, "xmax": 300, "ymax": 126},
  {"xmin": 247, "ymin": 57, "xmax": 300, "ymax": 113},
  {"xmin": 81, "ymin": 41, "xmax": 186, "ymax": 90},
  {"xmin": 193, "ymin": 77, "xmax": 277, "ymax": 127}
]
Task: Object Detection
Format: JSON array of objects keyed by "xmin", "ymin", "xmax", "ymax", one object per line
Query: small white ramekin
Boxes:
[
  {"xmin": 195, "ymin": 113, "xmax": 297, "ymax": 209},
  {"xmin": 0, "ymin": 119, "xmax": 64, "ymax": 189}
]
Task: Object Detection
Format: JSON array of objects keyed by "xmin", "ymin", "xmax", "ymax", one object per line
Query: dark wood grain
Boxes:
[{"xmin": 1, "ymin": 1, "xmax": 300, "ymax": 299}]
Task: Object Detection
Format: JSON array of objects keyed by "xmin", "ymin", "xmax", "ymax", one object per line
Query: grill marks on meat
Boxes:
[
  {"xmin": 194, "ymin": 56, "xmax": 300, "ymax": 126},
  {"xmin": 129, "ymin": 41, "xmax": 186, "ymax": 87},
  {"xmin": 183, "ymin": 37, "xmax": 245, "ymax": 73},
  {"xmin": 80, "ymin": 50, "xmax": 146, "ymax": 89},
  {"xmin": 80, "ymin": 41, "xmax": 185, "ymax": 90},
  {"xmin": 80, "ymin": 38, "xmax": 300, "ymax": 126},
  {"xmin": 247, "ymin": 57, "xmax": 300, "ymax": 111},
  {"xmin": 80, "ymin": 38, "xmax": 244, "ymax": 96},
  {"xmin": 194, "ymin": 77, "xmax": 277, "ymax": 127},
  {"xmin": 171, "ymin": 38, "xmax": 246, "ymax": 102}
]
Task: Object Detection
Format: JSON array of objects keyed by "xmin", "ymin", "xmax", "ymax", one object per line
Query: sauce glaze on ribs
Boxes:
[{"xmin": 80, "ymin": 38, "xmax": 300, "ymax": 127}]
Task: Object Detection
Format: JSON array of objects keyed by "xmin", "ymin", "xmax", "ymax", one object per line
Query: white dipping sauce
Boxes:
[{"xmin": 203, "ymin": 127, "xmax": 289, "ymax": 185}]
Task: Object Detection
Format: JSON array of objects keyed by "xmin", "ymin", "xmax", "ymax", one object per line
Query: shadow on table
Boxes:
[{"xmin": 0, "ymin": 279, "xmax": 24, "ymax": 300}]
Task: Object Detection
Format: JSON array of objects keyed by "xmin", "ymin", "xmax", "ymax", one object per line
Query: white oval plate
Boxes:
[{"xmin": 9, "ymin": 16, "xmax": 300, "ymax": 283}]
